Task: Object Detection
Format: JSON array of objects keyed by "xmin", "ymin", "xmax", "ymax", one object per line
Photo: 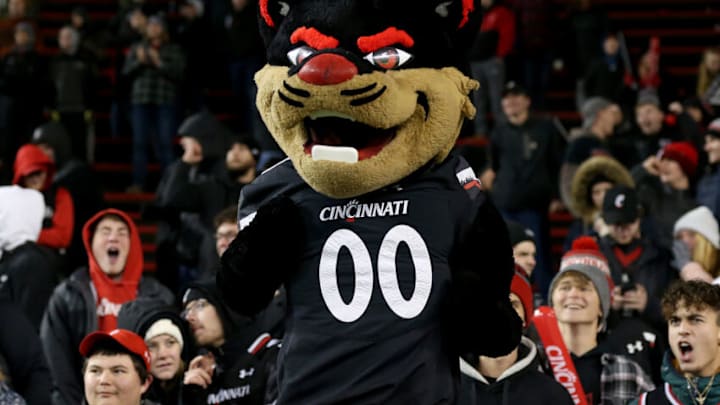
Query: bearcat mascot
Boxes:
[{"xmin": 218, "ymin": 0, "xmax": 522, "ymax": 403}]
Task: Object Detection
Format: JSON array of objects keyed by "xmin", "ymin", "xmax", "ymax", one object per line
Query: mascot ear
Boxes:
[
  {"xmin": 258, "ymin": 0, "xmax": 291, "ymax": 40},
  {"xmin": 259, "ymin": 0, "xmax": 291, "ymax": 28}
]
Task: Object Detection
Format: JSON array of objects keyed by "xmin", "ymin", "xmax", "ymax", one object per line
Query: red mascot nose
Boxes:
[{"xmin": 297, "ymin": 53, "xmax": 358, "ymax": 85}]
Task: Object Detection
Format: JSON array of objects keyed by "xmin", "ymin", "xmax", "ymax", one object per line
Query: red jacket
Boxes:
[
  {"xmin": 13, "ymin": 144, "xmax": 74, "ymax": 249},
  {"xmin": 481, "ymin": 5, "xmax": 516, "ymax": 58}
]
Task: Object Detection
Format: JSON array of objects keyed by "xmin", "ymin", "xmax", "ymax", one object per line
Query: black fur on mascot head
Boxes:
[{"xmin": 218, "ymin": 1, "xmax": 522, "ymax": 403}]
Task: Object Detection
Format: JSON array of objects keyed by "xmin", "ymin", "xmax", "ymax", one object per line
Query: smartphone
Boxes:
[{"xmin": 621, "ymin": 282, "xmax": 636, "ymax": 293}]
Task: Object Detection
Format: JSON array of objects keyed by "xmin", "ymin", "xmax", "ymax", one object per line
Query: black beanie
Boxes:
[
  {"xmin": 182, "ymin": 279, "xmax": 242, "ymax": 338},
  {"xmin": 506, "ymin": 220, "xmax": 535, "ymax": 247}
]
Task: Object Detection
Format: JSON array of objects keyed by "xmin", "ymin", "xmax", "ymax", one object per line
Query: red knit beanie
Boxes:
[
  {"xmin": 661, "ymin": 141, "xmax": 698, "ymax": 178},
  {"xmin": 510, "ymin": 266, "xmax": 534, "ymax": 328}
]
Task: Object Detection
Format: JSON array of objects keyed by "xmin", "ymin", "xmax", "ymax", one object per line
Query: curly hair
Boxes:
[{"xmin": 661, "ymin": 280, "xmax": 720, "ymax": 325}]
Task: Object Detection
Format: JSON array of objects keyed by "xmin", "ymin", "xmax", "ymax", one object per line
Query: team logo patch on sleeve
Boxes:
[{"xmin": 455, "ymin": 166, "xmax": 483, "ymax": 198}]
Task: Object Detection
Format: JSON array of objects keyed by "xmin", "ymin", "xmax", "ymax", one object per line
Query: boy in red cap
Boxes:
[{"xmin": 80, "ymin": 328, "xmax": 152, "ymax": 405}]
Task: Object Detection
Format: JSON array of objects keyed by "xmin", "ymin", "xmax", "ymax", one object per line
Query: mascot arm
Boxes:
[
  {"xmin": 218, "ymin": 196, "xmax": 303, "ymax": 317},
  {"xmin": 450, "ymin": 194, "xmax": 522, "ymax": 357}
]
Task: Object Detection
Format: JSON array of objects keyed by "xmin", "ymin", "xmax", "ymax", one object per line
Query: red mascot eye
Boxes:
[
  {"xmin": 363, "ymin": 47, "xmax": 413, "ymax": 70},
  {"xmin": 287, "ymin": 46, "xmax": 316, "ymax": 65}
]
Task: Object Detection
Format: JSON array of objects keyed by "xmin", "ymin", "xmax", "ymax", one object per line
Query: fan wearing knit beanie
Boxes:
[
  {"xmin": 638, "ymin": 141, "xmax": 698, "ymax": 184},
  {"xmin": 549, "ymin": 237, "xmax": 614, "ymax": 332},
  {"xmin": 116, "ymin": 297, "xmax": 194, "ymax": 405},
  {"xmin": 635, "ymin": 141, "xmax": 699, "ymax": 250},
  {"xmin": 547, "ymin": 237, "xmax": 655, "ymax": 404},
  {"xmin": 660, "ymin": 141, "xmax": 699, "ymax": 181},
  {"xmin": 673, "ymin": 206, "xmax": 720, "ymax": 284},
  {"xmin": 507, "ymin": 221, "xmax": 537, "ymax": 277}
]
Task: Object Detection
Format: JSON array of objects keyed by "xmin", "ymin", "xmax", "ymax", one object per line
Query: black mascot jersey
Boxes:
[{"xmin": 236, "ymin": 154, "xmax": 488, "ymax": 404}]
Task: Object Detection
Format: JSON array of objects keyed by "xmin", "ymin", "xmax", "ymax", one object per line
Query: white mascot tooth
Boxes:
[{"xmin": 311, "ymin": 145, "xmax": 359, "ymax": 163}]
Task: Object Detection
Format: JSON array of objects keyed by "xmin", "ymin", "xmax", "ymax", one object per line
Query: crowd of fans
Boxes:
[{"xmin": 0, "ymin": 0, "xmax": 719, "ymax": 404}]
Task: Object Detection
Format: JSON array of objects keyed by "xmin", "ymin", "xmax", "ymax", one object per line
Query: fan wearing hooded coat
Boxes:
[
  {"xmin": 31, "ymin": 121, "xmax": 104, "ymax": 272},
  {"xmin": 181, "ymin": 279, "xmax": 278, "ymax": 405},
  {"xmin": 152, "ymin": 111, "xmax": 257, "ymax": 292},
  {"xmin": 40, "ymin": 209, "xmax": 173, "ymax": 405},
  {"xmin": 13, "ymin": 143, "xmax": 74, "ymax": 252},
  {"xmin": 564, "ymin": 155, "xmax": 635, "ymax": 251},
  {"xmin": 0, "ymin": 184, "xmax": 59, "ymax": 329}
]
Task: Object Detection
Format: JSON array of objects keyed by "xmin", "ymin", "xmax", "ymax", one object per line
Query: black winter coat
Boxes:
[
  {"xmin": 490, "ymin": 116, "xmax": 565, "ymax": 211},
  {"xmin": 599, "ymin": 236, "xmax": 677, "ymax": 330},
  {"xmin": 0, "ymin": 242, "xmax": 60, "ymax": 329},
  {"xmin": 0, "ymin": 298, "xmax": 52, "ymax": 405},
  {"xmin": 458, "ymin": 337, "xmax": 574, "ymax": 405}
]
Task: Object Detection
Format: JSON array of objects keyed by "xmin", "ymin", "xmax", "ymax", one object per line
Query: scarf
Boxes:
[{"xmin": 83, "ymin": 209, "xmax": 144, "ymax": 331}]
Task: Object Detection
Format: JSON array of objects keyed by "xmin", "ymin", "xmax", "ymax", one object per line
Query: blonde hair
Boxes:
[
  {"xmin": 692, "ymin": 233, "xmax": 720, "ymax": 278},
  {"xmin": 697, "ymin": 47, "xmax": 720, "ymax": 97}
]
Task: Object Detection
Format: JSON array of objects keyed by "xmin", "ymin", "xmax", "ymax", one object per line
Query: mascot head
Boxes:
[{"xmin": 255, "ymin": 0, "xmax": 481, "ymax": 198}]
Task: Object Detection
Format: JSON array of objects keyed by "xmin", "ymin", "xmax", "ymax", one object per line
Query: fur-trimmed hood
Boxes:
[{"xmin": 570, "ymin": 156, "xmax": 634, "ymax": 223}]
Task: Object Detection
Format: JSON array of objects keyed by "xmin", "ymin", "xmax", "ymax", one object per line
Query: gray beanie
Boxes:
[
  {"xmin": 581, "ymin": 97, "xmax": 613, "ymax": 129},
  {"xmin": 674, "ymin": 206, "xmax": 720, "ymax": 249},
  {"xmin": 636, "ymin": 88, "xmax": 661, "ymax": 108},
  {"xmin": 548, "ymin": 237, "xmax": 614, "ymax": 328}
]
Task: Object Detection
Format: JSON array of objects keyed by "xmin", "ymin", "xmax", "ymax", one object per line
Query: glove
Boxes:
[
  {"xmin": 219, "ymin": 196, "xmax": 304, "ymax": 316},
  {"xmin": 671, "ymin": 239, "xmax": 691, "ymax": 271},
  {"xmin": 450, "ymin": 270, "xmax": 522, "ymax": 357}
]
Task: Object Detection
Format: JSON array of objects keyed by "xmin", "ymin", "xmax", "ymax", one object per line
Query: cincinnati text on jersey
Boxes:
[{"xmin": 319, "ymin": 199, "xmax": 410, "ymax": 222}]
